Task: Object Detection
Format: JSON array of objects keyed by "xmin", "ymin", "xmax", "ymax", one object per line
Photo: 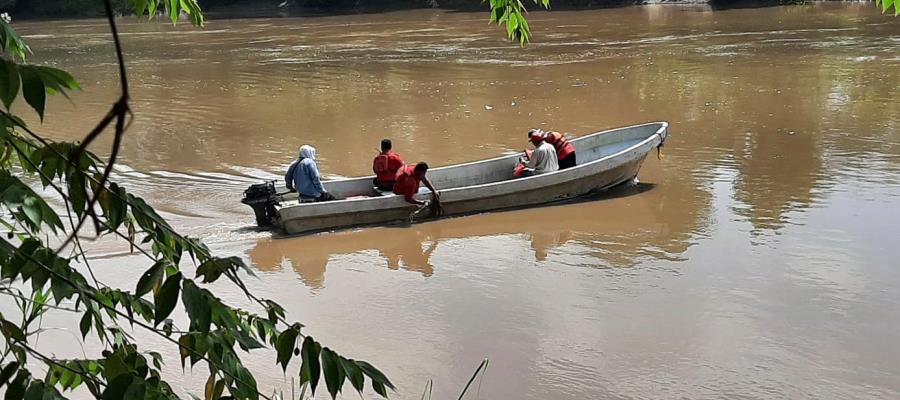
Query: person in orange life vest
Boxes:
[
  {"xmin": 528, "ymin": 128, "xmax": 577, "ymax": 169},
  {"xmin": 393, "ymin": 161, "xmax": 439, "ymax": 205},
  {"xmin": 372, "ymin": 138, "xmax": 405, "ymax": 191},
  {"xmin": 519, "ymin": 133, "xmax": 559, "ymax": 176}
]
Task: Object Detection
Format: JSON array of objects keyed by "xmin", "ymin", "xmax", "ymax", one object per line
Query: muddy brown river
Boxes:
[{"xmin": 11, "ymin": 3, "xmax": 900, "ymax": 399}]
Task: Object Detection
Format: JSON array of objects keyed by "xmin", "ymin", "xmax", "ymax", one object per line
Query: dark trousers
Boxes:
[
  {"xmin": 559, "ymin": 153, "xmax": 577, "ymax": 170},
  {"xmin": 300, "ymin": 192, "xmax": 336, "ymax": 203},
  {"xmin": 374, "ymin": 178, "xmax": 395, "ymax": 192}
]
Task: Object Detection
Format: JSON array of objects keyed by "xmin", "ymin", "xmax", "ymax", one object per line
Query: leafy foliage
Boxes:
[
  {"xmin": 0, "ymin": 1, "xmax": 398, "ymax": 399},
  {"xmin": 0, "ymin": 58, "xmax": 80, "ymax": 120},
  {"xmin": 131, "ymin": 0, "xmax": 206, "ymax": 26},
  {"xmin": 0, "ymin": 19, "xmax": 30, "ymax": 61},
  {"xmin": 0, "ymin": 0, "xmax": 547, "ymax": 398},
  {"xmin": 485, "ymin": 0, "xmax": 551, "ymax": 45},
  {"xmin": 876, "ymin": 0, "xmax": 899, "ymax": 16}
]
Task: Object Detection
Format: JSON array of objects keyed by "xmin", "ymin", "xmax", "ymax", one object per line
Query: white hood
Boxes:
[{"xmin": 299, "ymin": 145, "xmax": 316, "ymax": 160}]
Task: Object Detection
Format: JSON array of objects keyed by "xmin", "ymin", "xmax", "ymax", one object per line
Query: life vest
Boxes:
[
  {"xmin": 543, "ymin": 131, "xmax": 575, "ymax": 160},
  {"xmin": 393, "ymin": 165, "xmax": 421, "ymax": 198},
  {"xmin": 373, "ymin": 151, "xmax": 404, "ymax": 182}
]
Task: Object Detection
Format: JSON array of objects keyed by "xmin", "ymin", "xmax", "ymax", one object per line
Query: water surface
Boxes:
[{"xmin": 13, "ymin": 3, "xmax": 900, "ymax": 399}]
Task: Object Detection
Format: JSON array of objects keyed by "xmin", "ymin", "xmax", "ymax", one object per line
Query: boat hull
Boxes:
[{"xmin": 275, "ymin": 122, "xmax": 667, "ymax": 235}]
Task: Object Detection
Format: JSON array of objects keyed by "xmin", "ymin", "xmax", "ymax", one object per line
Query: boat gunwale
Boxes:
[{"xmin": 277, "ymin": 121, "xmax": 667, "ymax": 216}]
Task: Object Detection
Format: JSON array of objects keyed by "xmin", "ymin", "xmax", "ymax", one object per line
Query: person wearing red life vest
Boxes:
[
  {"xmin": 372, "ymin": 139, "xmax": 405, "ymax": 191},
  {"xmin": 393, "ymin": 161, "xmax": 439, "ymax": 205},
  {"xmin": 528, "ymin": 128, "xmax": 577, "ymax": 169}
]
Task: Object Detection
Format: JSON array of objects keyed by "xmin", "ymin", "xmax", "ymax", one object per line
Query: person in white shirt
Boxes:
[{"xmin": 519, "ymin": 132, "xmax": 559, "ymax": 176}]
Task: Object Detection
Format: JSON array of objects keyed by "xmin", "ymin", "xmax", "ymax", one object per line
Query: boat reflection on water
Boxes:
[{"xmin": 247, "ymin": 179, "xmax": 709, "ymax": 290}]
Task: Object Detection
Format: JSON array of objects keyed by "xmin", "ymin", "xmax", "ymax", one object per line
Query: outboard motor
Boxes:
[{"xmin": 241, "ymin": 181, "xmax": 279, "ymax": 226}]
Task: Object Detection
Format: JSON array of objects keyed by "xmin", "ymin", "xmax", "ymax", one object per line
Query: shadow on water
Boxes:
[{"xmin": 245, "ymin": 180, "xmax": 703, "ymax": 289}]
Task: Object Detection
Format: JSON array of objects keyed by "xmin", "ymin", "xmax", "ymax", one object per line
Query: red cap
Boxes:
[{"xmin": 529, "ymin": 133, "xmax": 544, "ymax": 144}]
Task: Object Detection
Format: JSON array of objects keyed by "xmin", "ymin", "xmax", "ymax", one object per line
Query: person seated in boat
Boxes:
[
  {"xmin": 372, "ymin": 138, "xmax": 405, "ymax": 192},
  {"xmin": 516, "ymin": 133, "xmax": 559, "ymax": 176},
  {"xmin": 393, "ymin": 161, "xmax": 439, "ymax": 205},
  {"xmin": 285, "ymin": 145, "xmax": 335, "ymax": 203},
  {"xmin": 528, "ymin": 128, "xmax": 577, "ymax": 170}
]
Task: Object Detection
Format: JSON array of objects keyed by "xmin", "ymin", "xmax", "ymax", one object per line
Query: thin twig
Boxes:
[
  {"xmin": 60, "ymin": 0, "xmax": 132, "ymax": 253},
  {"xmin": 20, "ymin": 341, "xmax": 107, "ymax": 390},
  {"xmin": 104, "ymin": 0, "xmax": 129, "ymax": 99},
  {"xmin": 57, "ymin": 99, "xmax": 128, "ymax": 254}
]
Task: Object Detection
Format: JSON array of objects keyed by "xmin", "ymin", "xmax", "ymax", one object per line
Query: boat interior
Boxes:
[{"xmin": 280, "ymin": 122, "xmax": 665, "ymax": 203}]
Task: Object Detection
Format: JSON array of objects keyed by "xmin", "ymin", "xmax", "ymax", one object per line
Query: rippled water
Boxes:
[{"xmin": 12, "ymin": 3, "xmax": 900, "ymax": 399}]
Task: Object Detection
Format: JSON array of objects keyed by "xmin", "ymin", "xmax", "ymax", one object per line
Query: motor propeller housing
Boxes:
[{"xmin": 241, "ymin": 181, "xmax": 279, "ymax": 226}]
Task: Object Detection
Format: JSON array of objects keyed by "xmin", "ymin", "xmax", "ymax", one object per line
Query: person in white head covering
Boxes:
[{"xmin": 285, "ymin": 145, "xmax": 335, "ymax": 202}]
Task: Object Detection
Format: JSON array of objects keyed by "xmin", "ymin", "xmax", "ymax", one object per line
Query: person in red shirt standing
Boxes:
[
  {"xmin": 372, "ymin": 139, "xmax": 405, "ymax": 191},
  {"xmin": 528, "ymin": 128, "xmax": 577, "ymax": 169},
  {"xmin": 393, "ymin": 161, "xmax": 439, "ymax": 205}
]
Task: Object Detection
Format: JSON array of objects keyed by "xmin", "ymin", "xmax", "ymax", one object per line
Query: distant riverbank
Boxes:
[{"xmin": 1, "ymin": 0, "xmax": 826, "ymax": 20}]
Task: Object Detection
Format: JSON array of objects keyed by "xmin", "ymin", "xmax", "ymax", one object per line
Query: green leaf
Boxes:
[
  {"xmin": 0, "ymin": 319, "xmax": 25, "ymax": 342},
  {"xmin": 177, "ymin": 334, "xmax": 192, "ymax": 368},
  {"xmin": 3, "ymin": 238, "xmax": 40, "ymax": 280},
  {"xmin": 17, "ymin": 67, "xmax": 45, "ymax": 121},
  {"xmin": 32, "ymin": 66, "xmax": 80, "ymax": 98},
  {"xmin": 123, "ymin": 381, "xmax": 146, "ymax": 400},
  {"xmin": 67, "ymin": 165, "xmax": 86, "ymax": 216},
  {"xmin": 0, "ymin": 20, "xmax": 31, "ymax": 61},
  {"xmin": 50, "ymin": 270, "xmax": 78, "ymax": 304},
  {"xmin": 37, "ymin": 154, "xmax": 58, "ymax": 187},
  {"xmin": 153, "ymin": 272, "xmax": 182, "ymax": 326},
  {"xmin": 373, "ymin": 380, "xmax": 387, "ymax": 398},
  {"xmin": 79, "ymin": 311, "xmax": 92, "ymax": 338},
  {"xmin": 22, "ymin": 379, "xmax": 44, "ymax": 400},
  {"xmin": 148, "ymin": 352, "xmax": 164, "ymax": 370},
  {"xmin": 103, "ymin": 374, "xmax": 134, "ymax": 400},
  {"xmin": 196, "ymin": 258, "xmax": 226, "ymax": 283},
  {"xmin": 320, "ymin": 348, "xmax": 345, "ymax": 399},
  {"xmin": 212, "ymin": 379, "xmax": 225, "ymax": 400},
  {"xmin": 20, "ymin": 197, "xmax": 42, "ymax": 231},
  {"xmin": 196, "ymin": 256, "xmax": 248, "ymax": 283},
  {"xmin": 105, "ymin": 183, "xmax": 127, "ymax": 230},
  {"xmin": 507, "ymin": 13, "xmax": 518, "ymax": 38},
  {"xmin": 5, "ymin": 370, "xmax": 29, "ymax": 400},
  {"xmin": 339, "ymin": 357, "xmax": 364, "ymax": 394},
  {"xmin": 135, "ymin": 0, "xmax": 149, "ymax": 15},
  {"xmin": 233, "ymin": 328, "xmax": 264, "ymax": 351},
  {"xmin": 181, "ymin": 280, "xmax": 211, "ymax": 332},
  {"xmin": 299, "ymin": 336, "xmax": 321, "ymax": 394},
  {"xmin": 356, "ymin": 360, "xmax": 396, "ymax": 391},
  {"xmin": 275, "ymin": 327, "xmax": 299, "ymax": 372},
  {"xmin": 264, "ymin": 299, "xmax": 285, "ymax": 324},
  {"xmin": 136, "ymin": 261, "xmax": 166, "ymax": 297},
  {"xmin": 0, "ymin": 362, "xmax": 19, "ymax": 387},
  {"xmin": 168, "ymin": 0, "xmax": 179, "ymax": 23},
  {"xmin": 0, "ymin": 58, "xmax": 19, "ymax": 109}
]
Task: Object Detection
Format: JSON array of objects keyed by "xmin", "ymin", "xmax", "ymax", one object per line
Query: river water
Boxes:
[{"xmin": 12, "ymin": 3, "xmax": 900, "ymax": 399}]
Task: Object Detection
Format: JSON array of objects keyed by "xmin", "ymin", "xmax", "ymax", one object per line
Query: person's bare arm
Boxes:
[
  {"xmin": 421, "ymin": 175, "xmax": 439, "ymax": 198},
  {"xmin": 525, "ymin": 148, "xmax": 543, "ymax": 169}
]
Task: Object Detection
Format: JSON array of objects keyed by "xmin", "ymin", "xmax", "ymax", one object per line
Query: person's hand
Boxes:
[{"xmin": 432, "ymin": 190, "xmax": 441, "ymax": 200}]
